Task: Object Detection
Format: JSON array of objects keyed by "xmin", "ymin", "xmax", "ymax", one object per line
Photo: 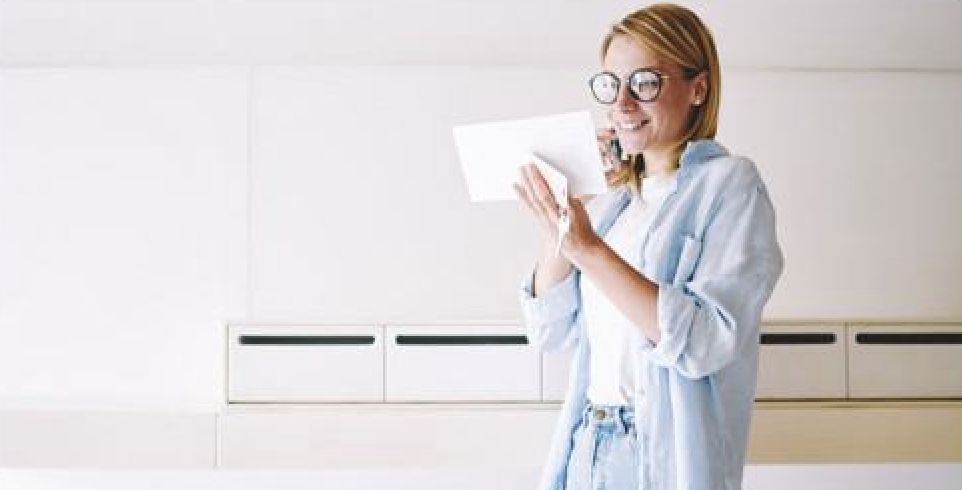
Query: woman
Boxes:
[{"xmin": 514, "ymin": 4, "xmax": 783, "ymax": 490}]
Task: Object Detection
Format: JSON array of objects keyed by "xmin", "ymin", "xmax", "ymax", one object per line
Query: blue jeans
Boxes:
[{"xmin": 564, "ymin": 404, "xmax": 644, "ymax": 490}]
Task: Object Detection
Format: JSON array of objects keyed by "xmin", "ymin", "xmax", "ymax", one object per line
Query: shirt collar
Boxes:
[
  {"xmin": 605, "ymin": 139, "xmax": 728, "ymax": 216},
  {"xmin": 679, "ymin": 139, "xmax": 729, "ymax": 168}
]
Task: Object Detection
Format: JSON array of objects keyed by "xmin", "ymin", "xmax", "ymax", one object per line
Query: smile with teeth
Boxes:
[{"xmin": 618, "ymin": 120, "xmax": 648, "ymax": 131}]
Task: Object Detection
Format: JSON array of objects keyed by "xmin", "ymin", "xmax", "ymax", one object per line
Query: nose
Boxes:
[{"xmin": 614, "ymin": 80, "xmax": 637, "ymax": 111}]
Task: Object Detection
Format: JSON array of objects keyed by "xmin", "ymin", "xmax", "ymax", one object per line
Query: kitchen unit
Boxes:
[{"xmin": 221, "ymin": 321, "xmax": 962, "ymax": 467}]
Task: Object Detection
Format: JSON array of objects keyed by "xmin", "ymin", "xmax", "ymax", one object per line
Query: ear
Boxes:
[{"xmin": 691, "ymin": 71, "xmax": 709, "ymax": 106}]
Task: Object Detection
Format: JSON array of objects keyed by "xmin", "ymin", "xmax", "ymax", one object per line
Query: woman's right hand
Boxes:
[
  {"xmin": 513, "ymin": 163, "xmax": 564, "ymax": 244},
  {"xmin": 513, "ymin": 163, "xmax": 576, "ymax": 293}
]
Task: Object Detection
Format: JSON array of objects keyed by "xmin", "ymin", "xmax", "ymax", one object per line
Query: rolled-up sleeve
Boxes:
[
  {"xmin": 645, "ymin": 182, "xmax": 784, "ymax": 378},
  {"xmin": 520, "ymin": 268, "xmax": 582, "ymax": 352}
]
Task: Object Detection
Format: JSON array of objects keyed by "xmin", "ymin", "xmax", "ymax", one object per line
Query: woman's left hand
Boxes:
[{"xmin": 515, "ymin": 163, "xmax": 601, "ymax": 262}]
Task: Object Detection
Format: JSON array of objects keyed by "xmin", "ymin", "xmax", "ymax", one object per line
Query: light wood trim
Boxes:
[{"xmin": 748, "ymin": 401, "xmax": 962, "ymax": 463}]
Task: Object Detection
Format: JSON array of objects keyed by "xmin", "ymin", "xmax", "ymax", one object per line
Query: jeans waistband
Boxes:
[{"xmin": 582, "ymin": 403, "xmax": 636, "ymax": 434}]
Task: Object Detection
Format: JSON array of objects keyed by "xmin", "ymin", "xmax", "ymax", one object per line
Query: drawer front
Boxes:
[
  {"xmin": 384, "ymin": 326, "xmax": 541, "ymax": 402},
  {"xmin": 749, "ymin": 401, "xmax": 962, "ymax": 463},
  {"xmin": 848, "ymin": 325, "xmax": 962, "ymax": 398},
  {"xmin": 542, "ymin": 349, "xmax": 574, "ymax": 402},
  {"xmin": 756, "ymin": 325, "xmax": 847, "ymax": 399},
  {"xmin": 228, "ymin": 325, "xmax": 384, "ymax": 402}
]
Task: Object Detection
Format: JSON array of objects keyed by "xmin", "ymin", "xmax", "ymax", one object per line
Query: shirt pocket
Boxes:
[{"xmin": 672, "ymin": 234, "xmax": 703, "ymax": 289}]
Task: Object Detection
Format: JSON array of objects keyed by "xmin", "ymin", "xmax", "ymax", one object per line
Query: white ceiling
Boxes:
[{"xmin": 0, "ymin": 0, "xmax": 960, "ymax": 70}]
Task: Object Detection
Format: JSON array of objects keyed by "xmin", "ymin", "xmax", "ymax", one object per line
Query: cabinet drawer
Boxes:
[
  {"xmin": 756, "ymin": 325, "xmax": 847, "ymax": 399},
  {"xmin": 848, "ymin": 325, "xmax": 962, "ymax": 398},
  {"xmin": 749, "ymin": 401, "xmax": 962, "ymax": 462},
  {"xmin": 384, "ymin": 326, "xmax": 540, "ymax": 402},
  {"xmin": 227, "ymin": 325, "xmax": 384, "ymax": 402}
]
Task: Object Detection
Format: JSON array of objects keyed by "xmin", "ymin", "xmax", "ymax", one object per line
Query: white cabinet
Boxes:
[
  {"xmin": 216, "ymin": 322, "xmax": 962, "ymax": 468},
  {"xmin": 384, "ymin": 326, "xmax": 541, "ymax": 402},
  {"xmin": 228, "ymin": 325, "xmax": 384, "ymax": 403},
  {"xmin": 848, "ymin": 324, "xmax": 962, "ymax": 398},
  {"xmin": 755, "ymin": 324, "xmax": 847, "ymax": 399},
  {"xmin": 541, "ymin": 349, "xmax": 573, "ymax": 402},
  {"xmin": 223, "ymin": 322, "xmax": 962, "ymax": 404},
  {"xmin": 755, "ymin": 323, "xmax": 962, "ymax": 400}
]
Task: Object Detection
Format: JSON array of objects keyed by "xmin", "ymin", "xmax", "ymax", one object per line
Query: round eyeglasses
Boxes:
[{"xmin": 588, "ymin": 69, "xmax": 671, "ymax": 105}]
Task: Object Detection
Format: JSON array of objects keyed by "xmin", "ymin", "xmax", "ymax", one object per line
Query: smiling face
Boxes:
[{"xmin": 603, "ymin": 34, "xmax": 707, "ymax": 164}]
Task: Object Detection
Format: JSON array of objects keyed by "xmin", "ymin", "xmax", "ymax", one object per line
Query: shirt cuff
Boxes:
[
  {"xmin": 641, "ymin": 283, "xmax": 696, "ymax": 366},
  {"xmin": 520, "ymin": 267, "xmax": 579, "ymax": 323}
]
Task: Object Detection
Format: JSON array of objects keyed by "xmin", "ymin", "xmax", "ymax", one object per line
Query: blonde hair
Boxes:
[{"xmin": 601, "ymin": 3, "xmax": 721, "ymax": 190}]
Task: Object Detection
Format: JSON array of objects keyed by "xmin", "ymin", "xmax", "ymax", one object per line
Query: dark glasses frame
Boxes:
[{"xmin": 588, "ymin": 68, "xmax": 673, "ymax": 105}]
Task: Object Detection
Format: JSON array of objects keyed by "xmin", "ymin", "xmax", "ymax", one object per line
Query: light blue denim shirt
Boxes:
[{"xmin": 520, "ymin": 139, "xmax": 784, "ymax": 490}]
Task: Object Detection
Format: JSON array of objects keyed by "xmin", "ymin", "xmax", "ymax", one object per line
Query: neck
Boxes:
[{"xmin": 642, "ymin": 148, "xmax": 674, "ymax": 177}]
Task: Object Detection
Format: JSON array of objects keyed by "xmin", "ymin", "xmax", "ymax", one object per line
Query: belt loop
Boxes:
[
  {"xmin": 582, "ymin": 403, "xmax": 593, "ymax": 426},
  {"xmin": 619, "ymin": 406, "xmax": 634, "ymax": 435}
]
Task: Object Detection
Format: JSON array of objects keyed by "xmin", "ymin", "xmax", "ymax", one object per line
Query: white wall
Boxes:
[
  {"xmin": 249, "ymin": 66, "xmax": 589, "ymax": 324},
  {"xmin": 0, "ymin": 0, "xmax": 960, "ymax": 415},
  {"xmin": 2, "ymin": 0, "xmax": 960, "ymax": 70},
  {"xmin": 0, "ymin": 69, "xmax": 248, "ymax": 410},
  {"xmin": 251, "ymin": 68, "xmax": 962, "ymax": 323},
  {"xmin": 721, "ymin": 72, "xmax": 962, "ymax": 318}
]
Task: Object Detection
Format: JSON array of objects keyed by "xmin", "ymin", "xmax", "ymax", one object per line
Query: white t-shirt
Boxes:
[{"xmin": 582, "ymin": 172, "xmax": 676, "ymax": 406}]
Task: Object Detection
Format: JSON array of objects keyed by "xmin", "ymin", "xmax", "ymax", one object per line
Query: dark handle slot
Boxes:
[
  {"xmin": 395, "ymin": 335, "xmax": 528, "ymax": 346},
  {"xmin": 855, "ymin": 332, "xmax": 962, "ymax": 345},
  {"xmin": 760, "ymin": 333, "xmax": 837, "ymax": 345},
  {"xmin": 239, "ymin": 335, "xmax": 375, "ymax": 346}
]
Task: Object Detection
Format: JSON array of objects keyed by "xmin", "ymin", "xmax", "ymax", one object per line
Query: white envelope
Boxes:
[{"xmin": 452, "ymin": 110, "xmax": 608, "ymax": 202}]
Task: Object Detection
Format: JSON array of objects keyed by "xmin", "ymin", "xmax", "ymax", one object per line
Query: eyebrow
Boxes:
[
  {"xmin": 606, "ymin": 66, "xmax": 666, "ymax": 75},
  {"xmin": 606, "ymin": 67, "xmax": 667, "ymax": 79}
]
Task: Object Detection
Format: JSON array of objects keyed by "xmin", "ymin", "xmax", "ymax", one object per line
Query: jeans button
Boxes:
[{"xmin": 593, "ymin": 408, "xmax": 606, "ymax": 420}]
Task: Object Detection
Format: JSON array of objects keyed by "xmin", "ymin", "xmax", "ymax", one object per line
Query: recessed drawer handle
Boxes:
[
  {"xmin": 760, "ymin": 333, "xmax": 836, "ymax": 345},
  {"xmin": 855, "ymin": 332, "xmax": 962, "ymax": 345},
  {"xmin": 395, "ymin": 335, "xmax": 528, "ymax": 346},
  {"xmin": 238, "ymin": 335, "xmax": 376, "ymax": 346}
]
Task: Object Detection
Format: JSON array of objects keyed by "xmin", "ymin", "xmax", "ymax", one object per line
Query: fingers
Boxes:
[
  {"xmin": 514, "ymin": 180, "xmax": 554, "ymax": 236},
  {"xmin": 515, "ymin": 164, "xmax": 560, "ymax": 224},
  {"xmin": 596, "ymin": 126, "xmax": 615, "ymax": 146},
  {"xmin": 513, "ymin": 170, "xmax": 544, "ymax": 222},
  {"xmin": 596, "ymin": 126, "xmax": 616, "ymax": 144},
  {"xmin": 524, "ymin": 164, "xmax": 561, "ymax": 221},
  {"xmin": 512, "ymin": 181, "xmax": 537, "ymax": 215}
]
